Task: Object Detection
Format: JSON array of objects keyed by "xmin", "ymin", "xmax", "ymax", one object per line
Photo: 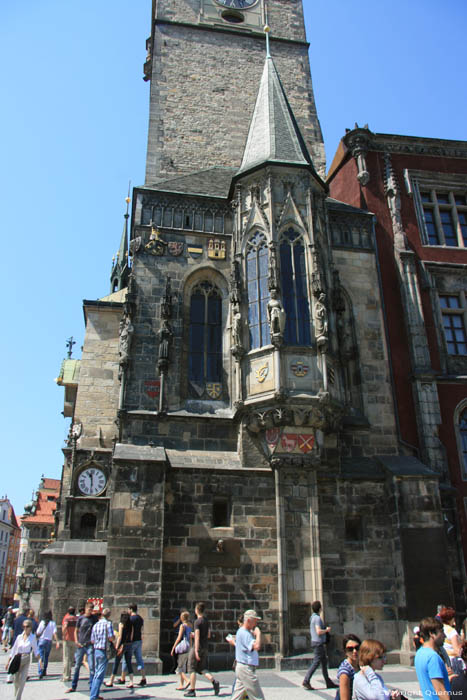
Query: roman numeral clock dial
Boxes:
[
  {"xmin": 214, "ymin": 0, "xmax": 258, "ymax": 8},
  {"xmin": 78, "ymin": 467, "xmax": 107, "ymax": 496}
]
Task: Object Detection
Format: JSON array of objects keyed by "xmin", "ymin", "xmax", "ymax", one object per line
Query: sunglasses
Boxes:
[{"xmin": 346, "ymin": 645, "xmax": 360, "ymax": 651}]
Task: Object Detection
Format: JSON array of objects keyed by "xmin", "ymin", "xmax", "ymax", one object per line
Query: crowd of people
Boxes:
[
  {"xmin": 302, "ymin": 601, "xmax": 467, "ymax": 700},
  {"xmin": 1, "ymin": 602, "xmax": 147, "ymax": 700},
  {"xmin": 2, "ymin": 599, "xmax": 467, "ymax": 700}
]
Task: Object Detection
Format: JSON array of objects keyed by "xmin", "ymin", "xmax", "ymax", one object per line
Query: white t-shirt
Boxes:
[{"xmin": 37, "ymin": 620, "xmax": 57, "ymax": 641}]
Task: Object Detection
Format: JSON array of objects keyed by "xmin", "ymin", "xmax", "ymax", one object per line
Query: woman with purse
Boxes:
[
  {"xmin": 6, "ymin": 618, "xmax": 42, "ymax": 700},
  {"xmin": 171, "ymin": 610, "xmax": 192, "ymax": 690},
  {"xmin": 104, "ymin": 612, "xmax": 134, "ymax": 688}
]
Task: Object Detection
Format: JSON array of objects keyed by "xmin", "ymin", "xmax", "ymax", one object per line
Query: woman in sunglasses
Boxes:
[
  {"xmin": 335, "ymin": 634, "xmax": 362, "ymax": 700},
  {"xmin": 5, "ymin": 619, "xmax": 42, "ymax": 700},
  {"xmin": 353, "ymin": 639, "xmax": 402, "ymax": 700}
]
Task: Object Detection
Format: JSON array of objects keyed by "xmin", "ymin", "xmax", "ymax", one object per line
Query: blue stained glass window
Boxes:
[
  {"xmin": 246, "ymin": 232, "xmax": 270, "ymax": 348},
  {"xmin": 279, "ymin": 228, "xmax": 311, "ymax": 345},
  {"xmin": 189, "ymin": 282, "xmax": 222, "ymax": 386}
]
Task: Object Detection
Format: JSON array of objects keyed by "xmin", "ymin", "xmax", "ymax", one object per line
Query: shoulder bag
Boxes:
[{"xmin": 7, "ymin": 653, "xmax": 22, "ymax": 675}]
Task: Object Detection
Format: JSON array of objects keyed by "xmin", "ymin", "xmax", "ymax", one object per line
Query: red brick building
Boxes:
[
  {"xmin": 19, "ymin": 478, "xmax": 60, "ymax": 610},
  {"xmin": 328, "ymin": 128, "xmax": 467, "ymax": 605}
]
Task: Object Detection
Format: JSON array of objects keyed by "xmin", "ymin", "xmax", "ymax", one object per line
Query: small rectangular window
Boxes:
[
  {"xmin": 345, "ymin": 515, "xmax": 363, "ymax": 542},
  {"xmin": 213, "ymin": 499, "xmax": 230, "ymax": 527}
]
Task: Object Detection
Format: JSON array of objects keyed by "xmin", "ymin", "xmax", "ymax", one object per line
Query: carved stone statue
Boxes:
[
  {"xmin": 232, "ymin": 307, "xmax": 243, "ymax": 348},
  {"xmin": 267, "ymin": 290, "xmax": 286, "ymax": 337},
  {"xmin": 314, "ymin": 293, "xmax": 328, "ymax": 342},
  {"xmin": 157, "ymin": 320, "xmax": 173, "ymax": 364},
  {"xmin": 119, "ymin": 316, "xmax": 134, "ymax": 363}
]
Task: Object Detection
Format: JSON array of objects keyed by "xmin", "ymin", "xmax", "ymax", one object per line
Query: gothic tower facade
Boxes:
[{"xmin": 44, "ymin": 0, "xmax": 451, "ymax": 668}]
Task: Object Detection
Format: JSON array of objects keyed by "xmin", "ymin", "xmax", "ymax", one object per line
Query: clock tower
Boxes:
[{"xmin": 144, "ymin": 0, "xmax": 325, "ymax": 181}]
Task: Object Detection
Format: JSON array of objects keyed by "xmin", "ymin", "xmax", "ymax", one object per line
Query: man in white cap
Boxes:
[{"xmin": 228, "ymin": 609, "xmax": 265, "ymax": 700}]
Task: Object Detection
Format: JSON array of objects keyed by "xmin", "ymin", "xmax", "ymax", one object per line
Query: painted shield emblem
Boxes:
[
  {"xmin": 298, "ymin": 434, "xmax": 315, "ymax": 453},
  {"xmin": 281, "ymin": 433, "xmax": 298, "ymax": 452},
  {"xmin": 168, "ymin": 241, "xmax": 184, "ymax": 257},
  {"xmin": 206, "ymin": 382, "xmax": 222, "ymax": 399},
  {"xmin": 291, "ymin": 361, "xmax": 309, "ymax": 377},
  {"xmin": 265, "ymin": 428, "xmax": 280, "ymax": 449},
  {"xmin": 144, "ymin": 379, "xmax": 160, "ymax": 398},
  {"xmin": 255, "ymin": 363, "xmax": 269, "ymax": 383}
]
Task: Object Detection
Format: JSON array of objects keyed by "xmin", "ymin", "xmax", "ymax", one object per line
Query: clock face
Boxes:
[
  {"xmin": 215, "ymin": 0, "xmax": 258, "ymax": 8},
  {"xmin": 78, "ymin": 467, "xmax": 107, "ymax": 496}
]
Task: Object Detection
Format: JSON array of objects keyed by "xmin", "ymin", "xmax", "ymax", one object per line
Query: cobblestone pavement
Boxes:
[{"xmin": 0, "ymin": 648, "xmax": 422, "ymax": 700}]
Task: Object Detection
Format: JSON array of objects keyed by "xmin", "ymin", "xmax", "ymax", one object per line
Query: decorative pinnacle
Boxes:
[
  {"xmin": 125, "ymin": 180, "xmax": 131, "ymax": 216},
  {"xmin": 264, "ymin": 25, "xmax": 271, "ymax": 58}
]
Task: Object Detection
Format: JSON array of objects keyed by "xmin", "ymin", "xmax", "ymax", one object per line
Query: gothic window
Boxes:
[
  {"xmin": 279, "ymin": 228, "xmax": 311, "ymax": 345},
  {"xmin": 189, "ymin": 281, "xmax": 222, "ymax": 388},
  {"xmin": 246, "ymin": 232, "xmax": 270, "ymax": 349},
  {"xmin": 439, "ymin": 294, "xmax": 467, "ymax": 355}
]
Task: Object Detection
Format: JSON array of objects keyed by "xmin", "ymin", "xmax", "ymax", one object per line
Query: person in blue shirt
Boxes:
[
  {"xmin": 415, "ymin": 617, "xmax": 451, "ymax": 700},
  {"xmin": 228, "ymin": 609, "xmax": 264, "ymax": 700}
]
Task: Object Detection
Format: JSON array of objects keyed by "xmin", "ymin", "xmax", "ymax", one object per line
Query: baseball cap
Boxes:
[{"xmin": 244, "ymin": 609, "xmax": 261, "ymax": 620}]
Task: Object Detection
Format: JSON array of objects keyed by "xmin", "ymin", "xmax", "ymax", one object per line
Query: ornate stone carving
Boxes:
[
  {"xmin": 231, "ymin": 306, "xmax": 244, "ymax": 359},
  {"xmin": 119, "ymin": 315, "xmax": 134, "ymax": 364},
  {"xmin": 157, "ymin": 319, "xmax": 173, "ymax": 373},
  {"xmin": 383, "ymin": 152, "xmax": 408, "ymax": 250},
  {"xmin": 268, "ymin": 242, "xmax": 279, "ymax": 292},
  {"xmin": 314, "ymin": 293, "xmax": 328, "ymax": 348},
  {"xmin": 311, "ymin": 249, "xmax": 325, "ymax": 298},
  {"xmin": 267, "ymin": 289, "xmax": 286, "ymax": 346},
  {"xmin": 344, "ymin": 125, "xmax": 370, "ymax": 186},
  {"xmin": 161, "ymin": 276, "xmax": 173, "ymax": 320},
  {"xmin": 229, "ymin": 258, "xmax": 242, "ymax": 307}
]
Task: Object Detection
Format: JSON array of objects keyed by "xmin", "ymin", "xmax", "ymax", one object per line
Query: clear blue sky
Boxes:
[{"xmin": 2, "ymin": 0, "xmax": 466, "ymax": 517}]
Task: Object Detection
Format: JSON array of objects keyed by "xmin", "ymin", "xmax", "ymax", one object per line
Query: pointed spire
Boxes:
[
  {"xmin": 237, "ymin": 27, "xmax": 314, "ymax": 176},
  {"xmin": 110, "ymin": 185, "xmax": 131, "ymax": 293}
]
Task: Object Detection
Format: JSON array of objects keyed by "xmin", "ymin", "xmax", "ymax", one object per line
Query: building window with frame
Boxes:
[
  {"xmin": 279, "ymin": 228, "xmax": 311, "ymax": 345},
  {"xmin": 246, "ymin": 232, "xmax": 270, "ymax": 349},
  {"xmin": 188, "ymin": 281, "xmax": 223, "ymax": 395},
  {"xmin": 439, "ymin": 294, "xmax": 467, "ymax": 356},
  {"xmin": 420, "ymin": 190, "xmax": 467, "ymax": 247}
]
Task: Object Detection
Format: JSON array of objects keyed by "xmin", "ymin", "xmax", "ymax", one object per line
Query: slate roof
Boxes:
[
  {"xmin": 146, "ymin": 167, "xmax": 237, "ymax": 199},
  {"xmin": 237, "ymin": 54, "xmax": 315, "ymax": 176}
]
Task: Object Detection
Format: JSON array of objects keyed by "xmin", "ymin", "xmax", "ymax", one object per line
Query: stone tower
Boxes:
[
  {"xmin": 143, "ymin": 0, "xmax": 326, "ymax": 181},
  {"xmin": 44, "ymin": 0, "xmax": 451, "ymax": 670}
]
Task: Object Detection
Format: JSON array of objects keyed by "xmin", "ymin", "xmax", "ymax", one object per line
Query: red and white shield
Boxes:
[
  {"xmin": 281, "ymin": 433, "xmax": 298, "ymax": 452},
  {"xmin": 298, "ymin": 434, "xmax": 315, "ymax": 453}
]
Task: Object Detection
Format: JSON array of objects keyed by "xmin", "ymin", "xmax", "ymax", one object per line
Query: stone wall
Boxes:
[
  {"xmin": 74, "ymin": 303, "xmax": 122, "ymax": 449},
  {"xmin": 104, "ymin": 452, "xmax": 166, "ymax": 656},
  {"xmin": 159, "ymin": 466, "xmax": 278, "ymax": 663},
  {"xmin": 333, "ymin": 249, "xmax": 399, "ymax": 458}
]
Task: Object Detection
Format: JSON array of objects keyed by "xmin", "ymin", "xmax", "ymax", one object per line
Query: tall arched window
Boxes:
[
  {"xmin": 246, "ymin": 232, "xmax": 270, "ymax": 349},
  {"xmin": 460, "ymin": 407, "xmax": 467, "ymax": 476},
  {"xmin": 189, "ymin": 281, "xmax": 222, "ymax": 391},
  {"xmin": 279, "ymin": 228, "xmax": 311, "ymax": 345}
]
